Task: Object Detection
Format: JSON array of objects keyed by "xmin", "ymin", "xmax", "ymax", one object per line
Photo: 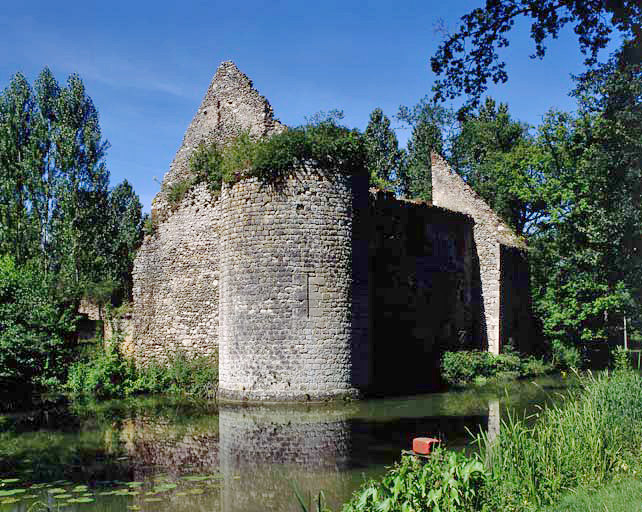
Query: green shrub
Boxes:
[
  {"xmin": 190, "ymin": 141, "xmax": 224, "ymax": 193},
  {"xmin": 66, "ymin": 343, "xmax": 218, "ymax": 400},
  {"xmin": 129, "ymin": 352, "xmax": 218, "ymax": 398},
  {"xmin": 66, "ymin": 341, "xmax": 136, "ymax": 400},
  {"xmin": 165, "ymin": 177, "xmax": 198, "ymax": 208},
  {"xmin": 441, "ymin": 350, "xmax": 554, "ymax": 386},
  {"xmin": 441, "ymin": 350, "xmax": 495, "ymax": 385},
  {"xmin": 142, "ymin": 215, "xmax": 156, "ymax": 236},
  {"xmin": 342, "ymin": 449, "xmax": 487, "ymax": 512},
  {"xmin": 551, "ymin": 340, "xmax": 583, "ymax": 369},
  {"xmin": 0, "ymin": 255, "xmax": 76, "ymax": 405},
  {"xmin": 612, "ymin": 346, "xmax": 632, "ymax": 371},
  {"xmin": 184, "ymin": 119, "xmax": 368, "ymax": 200},
  {"xmin": 493, "ymin": 353, "xmax": 522, "ymax": 373},
  {"xmin": 521, "ymin": 356, "xmax": 554, "ymax": 377}
]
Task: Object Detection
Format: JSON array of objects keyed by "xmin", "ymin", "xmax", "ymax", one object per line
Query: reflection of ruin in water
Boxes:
[
  {"xmin": 219, "ymin": 404, "xmax": 359, "ymax": 512},
  {"xmin": 117, "ymin": 398, "xmax": 508, "ymax": 512}
]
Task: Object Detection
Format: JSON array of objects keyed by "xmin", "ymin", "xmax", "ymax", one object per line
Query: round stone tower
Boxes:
[{"xmin": 218, "ymin": 171, "xmax": 363, "ymax": 401}]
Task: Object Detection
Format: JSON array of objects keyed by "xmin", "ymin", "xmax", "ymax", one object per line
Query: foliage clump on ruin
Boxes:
[
  {"xmin": 223, "ymin": 121, "xmax": 368, "ymax": 185},
  {"xmin": 165, "ymin": 118, "xmax": 369, "ymax": 209}
]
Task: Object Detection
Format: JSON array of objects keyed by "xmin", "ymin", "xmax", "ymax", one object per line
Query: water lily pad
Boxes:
[
  {"xmin": 67, "ymin": 497, "xmax": 95, "ymax": 503},
  {"xmin": 72, "ymin": 485, "xmax": 89, "ymax": 492},
  {"xmin": 182, "ymin": 476, "xmax": 210, "ymax": 482},
  {"xmin": 126, "ymin": 482, "xmax": 143, "ymax": 487},
  {"xmin": 0, "ymin": 489, "xmax": 26, "ymax": 497},
  {"xmin": 98, "ymin": 491, "xmax": 115, "ymax": 496},
  {"xmin": 0, "ymin": 479, "xmax": 20, "ymax": 484},
  {"xmin": 188, "ymin": 488, "xmax": 204, "ymax": 495},
  {"xmin": 153, "ymin": 483, "xmax": 177, "ymax": 492},
  {"xmin": 174, "ymin": 492, "xmax": 188, "ymax": 497},
  {"xmin": 23, "ymin": 494, "xmax": 39, "ymax": 499},
  {"xmin": 128, "ymin": 507, "xmax": 141, "ymax": 511},
  {"xmin": 48, "ymin": 488, "xmax": 68, "ymax": 494},
  {"xmin": 0, "ymin": 498, "xmax": 20, "ymax": 505},
  {"xmin": 54, "ymin": 494, "xmax": 74, "ymax": 499},
  {"xmin": 144, "ymin": 498, "xmax": 163, "ymax": 503}
]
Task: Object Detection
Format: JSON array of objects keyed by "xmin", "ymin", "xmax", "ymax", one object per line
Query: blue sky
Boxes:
[{"xmin": 0, "ymin": 1, "xmax": 619, "ymax": 211}]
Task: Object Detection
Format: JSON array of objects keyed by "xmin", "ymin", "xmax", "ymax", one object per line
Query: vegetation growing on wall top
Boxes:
[{"xmin": 163, "ymin": 120, "xmax": 369, "ymax": 209}]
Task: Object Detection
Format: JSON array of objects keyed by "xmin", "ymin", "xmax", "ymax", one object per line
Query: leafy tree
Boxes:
[
  {"xmin": 431, "ymin": 0, "xmax": 642, "ymax": 109},
  {"xmin": 0, "ymin": 73, "xmax": 38, "ymax": 264},
  {"xmin": 50, "ymin": 73, "xmax": 110, "ymax": 290},
  {"xmin": 107, "ymin": 180, "xmax": 144, "ymax": 301},
  {"xmin": 0, "ymin": 255, "xmax": 76, "ymax": 403},
  {"xmin": 0, "ymin": 69, "xmax": 140, "ymax": 304},
  {"xmin": 397, "ymin": 99, "xmax": 452, "ymax": 200},
  {"xmin": 531, "ymin": 58, "xmax": 642, "ymax": 347},
  {"xmin": 364, "ymin": 108, "xmax": 403, "ymax": 190},
  {"xmin": 450, "ymin": 98, "xmax": 549, "ymax": 234}
]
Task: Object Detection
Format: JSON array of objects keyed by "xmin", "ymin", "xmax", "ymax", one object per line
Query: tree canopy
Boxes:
[
  {"xmin": 0, "ymin": 69, "xmax": 144, "ymax": 304},
  {"xmin": 431, "ymin": 0, "xmax": 642, "ymax": 109}
]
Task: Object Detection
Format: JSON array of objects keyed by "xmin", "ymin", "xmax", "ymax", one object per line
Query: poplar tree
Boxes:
[
  {"xmin": 396, "ymin": 100, "xmax": 451, "ymax": 201},
  {"xmin": 364, "ymin": 108, "xmax": 403, "ymax": 191},
  {"xmin": 0, "ymin": 69, "xmax": 142, "ymax": 302}
]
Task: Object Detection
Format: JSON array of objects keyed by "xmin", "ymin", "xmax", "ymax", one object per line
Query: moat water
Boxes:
[{"xmin": 0, "ymin": 376, "xmax": 574, "ymax": 512}]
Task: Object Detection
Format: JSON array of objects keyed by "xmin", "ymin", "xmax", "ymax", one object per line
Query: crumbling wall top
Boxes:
[
  {"xmin": 152, "ymin": 61, "xmax": 283, "ymax": 221},
  {"xmin": 431, "ymin": 152, "xmax": 525, "ymax": 249}
]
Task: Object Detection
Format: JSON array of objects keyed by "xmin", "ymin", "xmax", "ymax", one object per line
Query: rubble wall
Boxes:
[
  {"xmin": 431, "ymin": 154, "xmax": 526, "ymax": 354},
  {"xmin": 218, "ymin": 172, "xmax": 370, "ymax": 401},
  {"xmin": 368, "ymin": 192, "xmax": 476, "ymax": 392}
]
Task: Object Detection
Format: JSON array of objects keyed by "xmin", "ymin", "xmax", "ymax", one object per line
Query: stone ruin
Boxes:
[{"xmin": 131, "ymin": 61, "xmax": 534, "ymax": 401}]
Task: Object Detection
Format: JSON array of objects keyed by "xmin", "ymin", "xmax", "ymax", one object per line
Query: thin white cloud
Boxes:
[{"xmin": 0, "ymin": 15, "xmax": 201, "ymax": 99}]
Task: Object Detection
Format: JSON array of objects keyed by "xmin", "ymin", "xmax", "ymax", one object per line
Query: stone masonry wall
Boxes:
[
  {"xmin": 368, "ymin": 191, "xmax": 476, "ymax": 392},
  {"xmin": 431, "ymin": 153, "xmax": 526, "ymax": 354},
  {"xmin": 218, "ymin": 172, "xmax": 369, "ymax": 401},
  {"xmin": 500, "ymin": 245, "xmax": 535, "ymax": 353},
  {"xmin": 132, "ymin": 184, "xmax": 220, "ymax": 364},
  {"xmin": 132, "ymin": 62, "xmax": 282, "ymax": 366}
]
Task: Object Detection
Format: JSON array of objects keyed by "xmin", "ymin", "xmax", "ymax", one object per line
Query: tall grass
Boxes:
[
  {"xmin": 479, "ymin": 370, "xmax": 642, "ymax": 510},
  {"xmin": 341, "ymin": 368, "xmax": 642, "ymax": 512}
]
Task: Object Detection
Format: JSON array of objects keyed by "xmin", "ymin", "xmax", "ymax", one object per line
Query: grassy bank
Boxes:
[{"xmin": 336, "ymin": 364, "xmax": 642, "ymax": 512}]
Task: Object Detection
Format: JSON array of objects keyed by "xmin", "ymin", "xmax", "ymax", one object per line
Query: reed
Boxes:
[{"xmin": 340, "ymin": 369, "xmax": 642, "ymax": 512}]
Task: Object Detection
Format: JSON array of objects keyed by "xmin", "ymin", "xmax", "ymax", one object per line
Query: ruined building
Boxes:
[{"xmin": 132, "ymin": 61, "xmax": 533, "ymax": 401}]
